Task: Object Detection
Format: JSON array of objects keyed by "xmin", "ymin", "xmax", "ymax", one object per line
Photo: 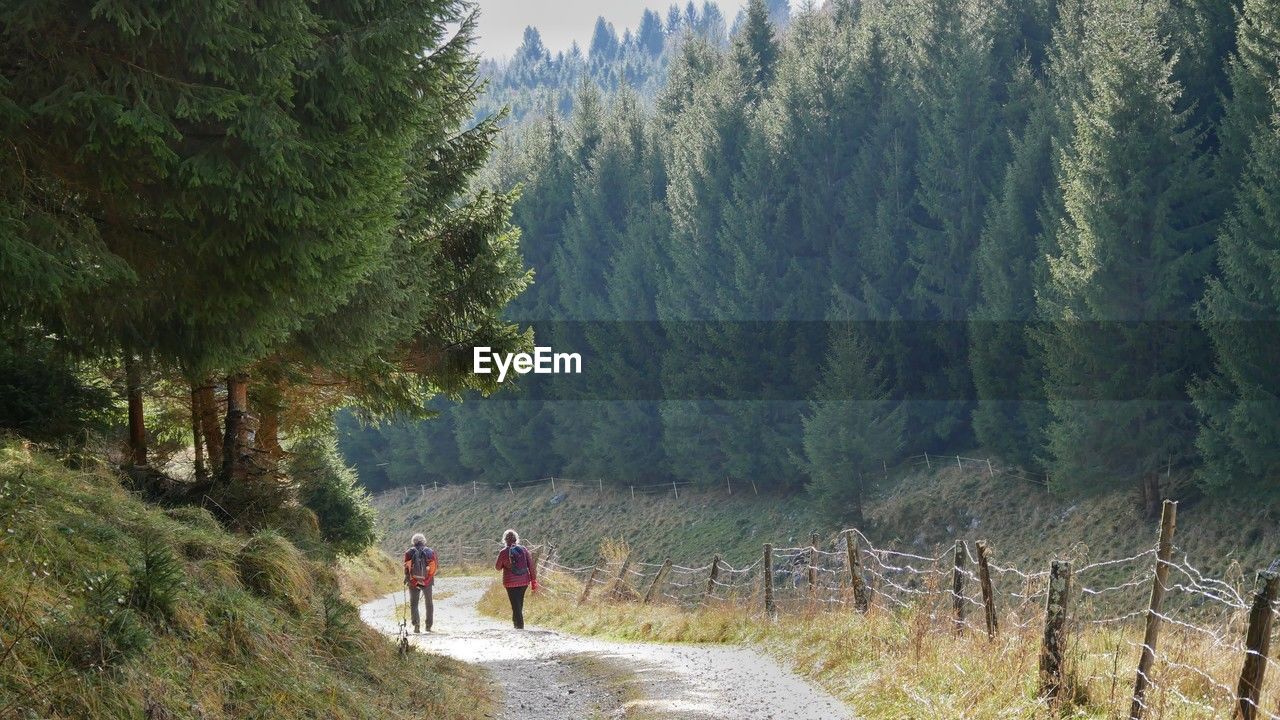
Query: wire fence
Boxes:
[{"xmin": 421, "ymin": 501, "xmax": 1277, "ymax": 719}]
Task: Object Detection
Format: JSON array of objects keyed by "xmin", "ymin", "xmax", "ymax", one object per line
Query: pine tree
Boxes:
[
  {"xmin": 638, "ymin": 9, "xmax": 667, "ymax": 56},
  {"xmin": 801, "ymin": 321, "xmax": 906, "ymax": 524},
  {"xmin": 4, "ymin": 1, "xmax": 530, "ymax": 493},
  {"xmin": 731, "ymin": 0, "xmax": 781, "ymax": 103},
  {"xmin": 589, "ymin": 17, "xmax": 621, "ymax": 62},
  {"xmin": 906, "ymin": 0, "xmax": 1008, "ymax": 447},
  {"xmin": 1193, "ymin": 0, "xmax": 1280, "ymax": 494},
  {"xmin": 1214, "ymin": 0, "xmax": 1280, "ymax": 189},
  {"xmin": 970, "ymin": 68, "xmax": 1055, "ymax": 468},
  {"xmin": 1039, "ymin": 0, "xmax": 1214, "ymax": 512}
]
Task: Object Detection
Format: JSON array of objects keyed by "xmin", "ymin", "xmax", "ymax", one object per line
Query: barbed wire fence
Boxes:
[{"xmin": 426, "ymin": 500, "xmax": 1276, "ymax": 719}]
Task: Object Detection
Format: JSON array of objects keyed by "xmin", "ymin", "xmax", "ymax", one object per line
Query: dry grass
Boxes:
[
  {"xmin": 0, "ymin": 441, "xmax": 496, "ymax": 720},
  {"xmin": 336, "ymin": 546, "xmax": 402, "ymax": 604},
  {"xmin": 475, "ymin": 542, "xmax": 1276, "ymax": 720}
]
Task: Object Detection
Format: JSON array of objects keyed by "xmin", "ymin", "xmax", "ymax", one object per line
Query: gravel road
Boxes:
[{"xmin": 360, "ymin": 576, "xmax": 854, "ymax": 720}]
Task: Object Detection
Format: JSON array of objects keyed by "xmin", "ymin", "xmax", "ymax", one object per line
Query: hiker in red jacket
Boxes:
[
  {"xmin": 403, "ymin": 533, "xmax": 437, "ymax": 633},
  {"xmin": 494, "ymin": 528, "xmax": 537, "ymax": 629}
]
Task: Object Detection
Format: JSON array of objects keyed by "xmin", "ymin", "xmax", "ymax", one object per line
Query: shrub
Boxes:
[
  {"xmin": 164, "ymin": 505, "xmax": 223, "ymax": 534},
  {"xmin": 128, "ymin": 536, "xmax": 184, "ymax": 621},
  {"xmin": 289, "ymin": 436, "xmax": 377, "ymax": 556},
  {"xmin": 70, "ymin": 572, "xmax": 151, "ymax": 668},
  {"xmin": 234, "ymin": 531, "xmax": 312, "ymax": 612},
  {"xmin": 317, "ymin": 592, "xmax": 362, "ymax": 656},
  {"xmin": 0, "ymin": 339, "xmax": 112, "ymax": 445}
]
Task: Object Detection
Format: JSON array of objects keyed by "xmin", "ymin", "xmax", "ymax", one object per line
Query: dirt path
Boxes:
[{"xmin": 360, "ymin": 577, "xmax": 854, "ymax": 720}]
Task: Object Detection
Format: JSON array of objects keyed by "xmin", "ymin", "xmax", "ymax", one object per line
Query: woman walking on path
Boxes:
[{"xmin": 495, "ymin": 529, "xmax": 537, "ymax": 629}]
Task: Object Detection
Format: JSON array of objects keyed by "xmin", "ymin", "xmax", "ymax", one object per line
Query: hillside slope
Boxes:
[
  {"xmin": 374, "ymin": 462, "xmax": 1279, "ymax": 593},
  {"xmin": 0, "ymin": 440, "xmax": 492, "ymax": 720}
]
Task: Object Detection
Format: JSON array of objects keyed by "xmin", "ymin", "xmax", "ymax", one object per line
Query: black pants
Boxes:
[
  {"xmin": 410, "ymin": 583, "xmax": 433, "ymax": 631},
  {"xmin": 506, "ymin": 585, "xmax": 527, "ymax": 629}
]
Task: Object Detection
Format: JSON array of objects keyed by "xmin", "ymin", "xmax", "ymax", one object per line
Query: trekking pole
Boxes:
[{"xmin": 396, "ymin": 583, "xmax": 410, "ymax": 657}]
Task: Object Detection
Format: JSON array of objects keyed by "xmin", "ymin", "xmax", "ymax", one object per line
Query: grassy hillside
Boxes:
[
  {"xmin": 440, "ymin": 463, "xmax": 1280, "ymax": 719},
  {"xmin": 0, "ymin": 440, "xmax": 492, "ymax": 720},
  {"xmin": 374, "ymin": 461, "xmax": 1279, "ymax": 594}
]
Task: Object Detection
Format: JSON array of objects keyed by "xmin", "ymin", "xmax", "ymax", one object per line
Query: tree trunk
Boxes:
[
  {"xmin": 256, "ymin": 404, "xmax": 283, "ymax": 461},
  {"xmin": 190, "ymin": 385, "xmax": 206, "ymax": 481},
  {"xmin": 219, "ymin": 373, "xmax": 250, "ymax": 483},
  {"xmin": 1141, "ymin": 473, "xmax": 1161, "ymax": 521},
  {"xmin": 124, "ymin": 354, "xmax": 147, "ymax": 467},
  {"xmin": 197, "ymin": 383, "xmax": 223, "ymax": 467}
]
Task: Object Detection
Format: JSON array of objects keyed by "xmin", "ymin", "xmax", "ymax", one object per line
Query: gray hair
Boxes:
[
  {"xmin": 503, "ymin": 529, "xmax": 519, "ymax": 545},
  {"xmin": 411, "ymin": 533, "xmax": 426, "ymax": 547}
]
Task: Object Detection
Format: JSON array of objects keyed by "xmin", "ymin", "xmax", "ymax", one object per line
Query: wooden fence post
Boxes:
[
  {"xmin": 1234, "ymin": 570, "xmax": 1279, "ymax": 720},
  {"xmin": 976, "ymin": 540, "xmax": 998, "ymax": 640},
  {"xmin": 610, "ymin": 553, "xmax": 633, "ymax": 599},
  {"xmin": 952, "ymin": 539, "xmax": 967, "ymax": 635},
  {"xmin": 456, "ymin": 537, "xmax": 464, "ymax": 569},
  {"xmin": 924, "ymin": 452, "xmax": 931, "ymax": 469},
  {"xmin": 507, "ymin": 481, "xmax": 514, "ymax": 498},
  {"xmin": 644, "ymin": 558, "xmax": 673, "ymax": 604},
  {"xmin": 538, "ymin": 544, "xmax": 555, "ymax": 577},
  {"xmin": 550, "ymin": 477, "xmax": 555, "ymax": 493},
  {"xmin": 702, "ymin": 554, "xmax": 721, "ymax": 605},
  {"xmin": 1039, "ymin": 559, "xmax": 1072, "ymax": 704},
  {"xmin": 579, "ymin": 560, "xmax": 603, "ymax": 605},
  {"xmin": 808, "ymin": 532, "xmax": 820, "ymax": 601},
  {"xmin": 763, "ymin": 543, "xmax": 775, "ymax": 617},
  {"xmin": 1129, "ymin": 499, "xmax": 1177, "ymax": 720},
  {"xmin": 673, "ymin": 481, "xmax": 679, "ymax": 499},
  {"xmin": 845, "ymin": 531, "xmax": 869, "ymax": 614}
]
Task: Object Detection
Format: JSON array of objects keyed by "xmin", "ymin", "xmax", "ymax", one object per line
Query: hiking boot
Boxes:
[{"xmin": 413, "ymin": 624, "xmax": 420, "ymax": 634}]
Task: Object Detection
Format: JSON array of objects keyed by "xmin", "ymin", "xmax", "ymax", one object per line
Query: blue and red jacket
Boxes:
[{"xmin": 495, "ymin": 544, "xmax": 536, "ymax": 588}]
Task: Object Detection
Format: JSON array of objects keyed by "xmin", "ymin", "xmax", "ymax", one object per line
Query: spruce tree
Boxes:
[
  {"xmin": 907, "ymin": 0, "xmax": 1008, "ymax": 447},
  {"xmin": 1039, "ymin": 0, "xmax": 1214, "ymax": 510},
  {"xmin": 1193, "ymin": 0, "xmax": 1280, "ymax": 493},
  {"xmin": 1214, "ymin": 0, "xmax": 1280, "ymax": 189},
  {"xmin": 801, "ymin": 322, "xmax": 906, "ymax": 523},
  {"xmin": 970, "ymin": 68, "xmax": 1055, "ymax": 468},
  {"xmin": 731, "ymin": 0, "xmax": 780, "ymax": 103}
]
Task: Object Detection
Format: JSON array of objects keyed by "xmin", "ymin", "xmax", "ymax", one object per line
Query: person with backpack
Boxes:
[
  {"xmin": 403, "ymin": 533, "xmax": 438, "ymax": 633},
  {"xmin": 494, "ymin": 528, "xmax": 537, "ymax": 629}
]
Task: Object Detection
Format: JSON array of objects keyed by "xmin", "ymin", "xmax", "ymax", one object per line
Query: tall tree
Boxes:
[
  {"xmin": 801, "ymin": 321, "xmax": 906, "ymax": 523},
  {"xmin": 970, "ymin": 68, "xmax": 1056, "ymax": 468},
  {"xmin": 1038, "ymin": 0, "xmax": 1215, "ymax": 515},
  {"xmin": 731, "ymin": 0, "xmax": 781, "ymax": 103},
  {"xmin": 1193, "ymin": 0, "xmax": 1280, "ymax": 494}
]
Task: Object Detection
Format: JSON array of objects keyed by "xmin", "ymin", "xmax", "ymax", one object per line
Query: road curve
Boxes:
[{"xmin": 360, "ymin": 576, "xmax": 854, "ymax": 720}]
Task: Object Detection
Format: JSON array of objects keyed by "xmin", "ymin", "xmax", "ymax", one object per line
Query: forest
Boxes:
[
  {"xmin": 1, "ymin": 0, "xmax": 529, "ymax": 531},
  {"xmin": 340, "ymin": 0, "xmax": 1280, "ymax": 519}
]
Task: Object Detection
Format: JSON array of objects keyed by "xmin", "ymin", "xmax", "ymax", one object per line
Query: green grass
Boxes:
[{"xmin": 0, "ymin": 440, "xmax": 495, "ymax": 720}]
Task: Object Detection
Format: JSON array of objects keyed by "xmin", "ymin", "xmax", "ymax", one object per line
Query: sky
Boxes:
[{"xmin": 471, "ymin": 0, "xmax": 757, "ymax": 59}]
